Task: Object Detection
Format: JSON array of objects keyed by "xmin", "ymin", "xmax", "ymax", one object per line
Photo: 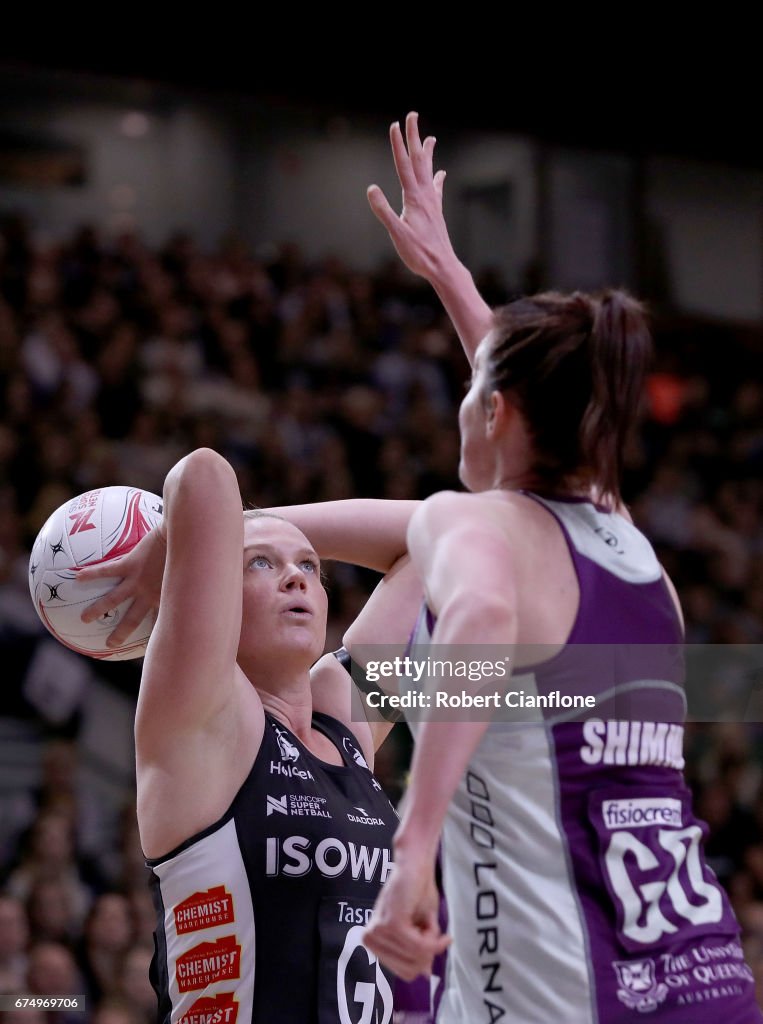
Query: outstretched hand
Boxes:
[
  {"xmin": 367, "ymin": 111, "xmax": 456, "ymax": 281},
  {"xmin": 363, "ymin": 848, "xmax": 450, "ymax": 981},
  {"xmin": 78, "ymin": 526, "xmax": 167, "ymax": 648}
]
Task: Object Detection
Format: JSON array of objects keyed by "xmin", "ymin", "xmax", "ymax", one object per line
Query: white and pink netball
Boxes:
[{"xmin": 28, "ymin": 486, "xmax": 163, "ymax": 661}]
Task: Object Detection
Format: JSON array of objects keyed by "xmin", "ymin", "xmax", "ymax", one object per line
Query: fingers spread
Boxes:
[
  {"xmin": 390, "ymin": 121, "xmax": 416, "ymax": 191},
  {"xmin": 406, "ymin": 111, "xmax": 428, "ymax": 181},
  {"xmin": 367, "ymin": 185, "xmax": 401, "ymax": 235},
  {"xmin": 422, "ymin": 135, "xmax": 436, "ymax": 179},
  {"xmin": 434, "ymin": 169, "xmax": 447, "ymax": 200}
]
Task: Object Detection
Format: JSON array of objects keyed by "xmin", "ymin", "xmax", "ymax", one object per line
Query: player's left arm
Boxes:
[
  {"xmin": 397, "ymin": 492, "xmax": 518, "ymax": 852},
  {"xmin": 268, "ymin": 498, "xmax": 417, "ymax": 573},
  {"xmin": 80, "ymin": 497, "xmax": 417, "ymax": 646},
  {"xmin": 310, "ymin": 556, "xmax": 423, "ymax": 765}
]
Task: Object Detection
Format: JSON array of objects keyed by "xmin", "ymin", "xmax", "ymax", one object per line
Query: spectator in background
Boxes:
[
  {"xmin": 26, "ymin": 941, "xmax": 84, "ymax": 1024},
  {"xmin": 91, "ymin": 999, "xmax": 145, "ymax": 1024},
  {"xmin": 117, "ymin": 945, "xmax": 155, "ymax": 1024},
  {"xmin": 77, "ymin": 894, "xmax": 134, "ymax": 1004},
  {"xmin": 2, "ymin": 1012, "xmax": 46, "ymax": 1024},
  {"xmin": 6, "ymin": 207, "xmax": 757, "ymax": 658},
  {"xmin": 124, "ymin": 885, "xmax": 155, "ymax": 948},
  {"xmin": 0, "ymin": 894, "xmax": 29, "ymax": 992},
  {"xmin": 26, "ymin": 878, "xmax": 78, "ymax": 945},
  {"xmin": 4, "ymin": 811, "xmax": 92, "ymax": 928}
]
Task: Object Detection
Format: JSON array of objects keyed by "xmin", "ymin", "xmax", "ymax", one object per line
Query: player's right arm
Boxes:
[
  {"xmin": 135, "ymin": 449, "xmax": 263, "ymax": 856},
  {"xmin": 137, "ymin": 448, "xmax": 248, "ymax": 739},
  {"xmin": 367, "ymin": 111, "xmax": 494, "ymax": 366}
]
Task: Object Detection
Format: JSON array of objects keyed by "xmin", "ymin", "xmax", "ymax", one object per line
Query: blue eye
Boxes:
[
  {"xmin": 300, "ymin": 559, "xmax": 318, "ymax": 573},
  {"xmin": 250, "ymin": 555, "xmax": 272, "ymax": 569}
]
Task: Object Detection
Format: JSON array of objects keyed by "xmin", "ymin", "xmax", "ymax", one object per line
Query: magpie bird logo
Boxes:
[
  {"xmin": 274, "ymin": 727, "xmax": 300, "ymax": 763},
  {"xmin": 342, "ymin": 737, "xmax": 369, "ymax": 771}
]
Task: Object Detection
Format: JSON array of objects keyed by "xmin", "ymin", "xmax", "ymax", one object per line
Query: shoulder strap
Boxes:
[{"xmin": 330, "ymin": 645, "xmax": 402, "ymax": 724}]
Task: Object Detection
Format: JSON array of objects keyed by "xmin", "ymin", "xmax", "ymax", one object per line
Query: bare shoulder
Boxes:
[
  {"xmin": 417, "ymin": 487, "xmax": 548, "ymax": 515},
  {"xmin": 428, "ymin": 488, "xmax": 562, "ymax": 535},
  {"xmin": 409, "ymin": 489, "xmax": 566, "ymax": 572},
  {"xmin": 412, "ymin": 488, "xmax": 515, "ymax": 530}
]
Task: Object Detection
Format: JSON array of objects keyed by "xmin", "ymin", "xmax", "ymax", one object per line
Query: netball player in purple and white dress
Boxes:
[{"xmin": 363, "ymin": 114, "xmax": 762, "ymax": 1023}]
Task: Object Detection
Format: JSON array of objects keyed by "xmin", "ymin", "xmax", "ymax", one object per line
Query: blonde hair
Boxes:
[{"xmin": 242, "ymin": 508, "xmax": 288, "ymax": 523}]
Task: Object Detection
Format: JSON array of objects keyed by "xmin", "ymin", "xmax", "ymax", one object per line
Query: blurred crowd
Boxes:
[
  {"xmin": 0, "ymin": 742, "xmax": 153, "ymax": 1024},
  {"xmin": 1, "ymin": 214, "xmax": 763, "ymax": 1016}
]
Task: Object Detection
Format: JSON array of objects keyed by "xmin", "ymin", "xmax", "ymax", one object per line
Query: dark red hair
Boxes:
[{"xmin": 485, "ymin": 289, "xmax": 651, "ymax": 502}]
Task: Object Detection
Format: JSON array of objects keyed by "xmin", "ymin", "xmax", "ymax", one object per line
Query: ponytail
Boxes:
[
  {"xmin": 582, "ymin": 290, "xmax": 652, "ymax": 499},
  {"xmin": 486, "ymin": 289, "xmax": 652, "ymax": 502}
]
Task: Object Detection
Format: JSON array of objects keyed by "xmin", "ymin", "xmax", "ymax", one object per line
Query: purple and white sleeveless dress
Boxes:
[{"xmin": 407, "ymin": 495, "xmax": 760, "ymax": 1024}]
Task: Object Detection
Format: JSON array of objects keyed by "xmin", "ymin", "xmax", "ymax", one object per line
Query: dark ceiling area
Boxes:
[{"xmin": 0, "ymin": 51, "xmax": 758, "ymax": 168}]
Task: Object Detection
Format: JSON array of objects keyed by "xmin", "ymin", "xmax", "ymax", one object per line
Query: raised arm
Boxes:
[
  {"xmin": 367, "ymin": 111, "xmax": 494, "ymax": 365},
  {"xmin": 125, "ymin": 450, "xmax": 263, "ymax": 856},
  {"xmin": 80, "ymin": 496, "xmax": 417, "ymax": 648},
  {"xmin": 137, "ymin": 449, "xmax": 248, "ymax": 738},
  {"xmin": 267, "ymin": 498, "xmax": 417, "ymax": 573}
]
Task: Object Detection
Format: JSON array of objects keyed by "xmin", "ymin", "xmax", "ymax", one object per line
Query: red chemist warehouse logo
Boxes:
[
  {"xmin": 174, "ymin": 886, "xmax": 235, "ymax": 934},
  {"xmin": 178, "ymin": 992, "xmax": 238, "ymax": 1024},
  {"xmin": 176, "ymin": 936, "xmax": 241, "ymax": 993}
]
